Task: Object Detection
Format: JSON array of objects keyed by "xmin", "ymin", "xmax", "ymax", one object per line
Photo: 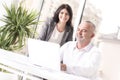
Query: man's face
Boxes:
[{"xmin": 76, "ymin": 22, "xmax": 95, "ymax": 43}]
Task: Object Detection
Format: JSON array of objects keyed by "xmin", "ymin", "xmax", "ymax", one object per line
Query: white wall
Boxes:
[
  {"xmin": 99, "ymin": 39, "xmax": 120, "ymax": 80},
  {"xmin": 0, "ymin": 0, "xmax": 19, "ymax": 26}
]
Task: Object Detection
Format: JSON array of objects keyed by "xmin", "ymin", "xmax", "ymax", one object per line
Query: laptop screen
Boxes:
[{"xmin": 27, "ymin": 38, "xmax": 60, "ymax": 71}]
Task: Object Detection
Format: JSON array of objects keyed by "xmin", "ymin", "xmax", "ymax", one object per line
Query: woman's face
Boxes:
[{"xmin": 58, "ymin": 8, "xmax": 70, "ymax": 24}]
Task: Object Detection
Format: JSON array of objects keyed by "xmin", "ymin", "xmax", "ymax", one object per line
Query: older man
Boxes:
[{"xmin": 60, "ymin": 21, "xmax": 101, "ymax": 80}]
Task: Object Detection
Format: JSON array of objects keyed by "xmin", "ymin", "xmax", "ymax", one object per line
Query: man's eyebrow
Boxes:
[{"xmin": 77, "ymin": 28, "xmax": 80, "ymax": 30}]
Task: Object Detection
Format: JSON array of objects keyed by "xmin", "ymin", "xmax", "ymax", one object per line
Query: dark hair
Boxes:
[{"xmin": 53, "ymin": 4, "xmax": 73, "ymax": 26}]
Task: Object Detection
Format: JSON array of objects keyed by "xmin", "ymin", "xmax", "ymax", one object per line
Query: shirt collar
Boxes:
[{"xmin": 74, "ymin": 41, "xmax": 93, "ymax": 52}]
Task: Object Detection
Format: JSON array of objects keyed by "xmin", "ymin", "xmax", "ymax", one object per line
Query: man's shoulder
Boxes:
[
  {"xmin": 90, "ymin": 45, "xmax": 101, "ymax": 57},
  {"xmin": 92, "ymin": 45, "xmax": 100, "ymax": 51}
]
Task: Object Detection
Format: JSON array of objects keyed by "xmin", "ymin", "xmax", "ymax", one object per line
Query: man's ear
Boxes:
[{"xmin": 91, "ymin": 33, "xmax": 95, "ymax": 38}]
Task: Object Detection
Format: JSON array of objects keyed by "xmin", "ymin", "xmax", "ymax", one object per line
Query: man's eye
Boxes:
[
  {"xmin": 77, "ymin": 29, "xmax": 80, "ymax": 31},
  {"xmin": 82, "ymin": 30, "xmax": 87, "ymax": 32}
]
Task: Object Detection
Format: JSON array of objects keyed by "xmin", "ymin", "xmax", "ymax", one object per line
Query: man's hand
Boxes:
[{"xmin": 61, "ymin": 63, "xmax": 67, "ymax": 71}]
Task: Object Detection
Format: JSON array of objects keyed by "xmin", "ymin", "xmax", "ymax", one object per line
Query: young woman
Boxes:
[{"xmin": 38, "ymin": 4, "xmax": 73, "ymax": 46}]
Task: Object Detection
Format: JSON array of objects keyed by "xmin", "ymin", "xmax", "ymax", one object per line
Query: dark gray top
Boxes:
[{"xmin": 38, "ymin": 18, "xmax": 73, "ymax": 46}]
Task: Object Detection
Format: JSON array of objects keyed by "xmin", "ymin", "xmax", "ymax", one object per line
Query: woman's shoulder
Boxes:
[
  {"xmin": 66, "ymin": 25, "xmax": 73, "ymax": 32},
  {"xmin": 45, "ymin": 17, "xmax": 53, "ymax": 22},
  {"xmin": 47, "ymin": 17, "xmax": 56, "ymax": 25}
]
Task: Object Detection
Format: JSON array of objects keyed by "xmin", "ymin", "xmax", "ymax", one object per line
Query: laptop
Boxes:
[{"xmin": 27, "ymin": 38, "xmax": 60, "ymax": 71}]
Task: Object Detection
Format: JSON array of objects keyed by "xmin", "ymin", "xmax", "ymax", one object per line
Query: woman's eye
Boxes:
[
  {"xmin": 65, "ymin": 13, "xmax": 69, "ymax": 16},
  {"xmin": 60, "ymin": 12, "xmax": 63, "ymax": 14}
]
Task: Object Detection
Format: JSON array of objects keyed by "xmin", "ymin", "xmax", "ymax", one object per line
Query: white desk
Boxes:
[{"xmin": 0, "ymin": 49, "xmax": 88, "ymax": 80}]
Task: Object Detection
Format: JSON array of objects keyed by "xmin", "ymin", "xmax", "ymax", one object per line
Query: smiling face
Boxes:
[
  {"xmin": 58, "ymin": 8, "xmax": 70, "ymax": 24},
  {"xmin": 76, "ymin": 21, "xmax": 95, "ymax": 44}
]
